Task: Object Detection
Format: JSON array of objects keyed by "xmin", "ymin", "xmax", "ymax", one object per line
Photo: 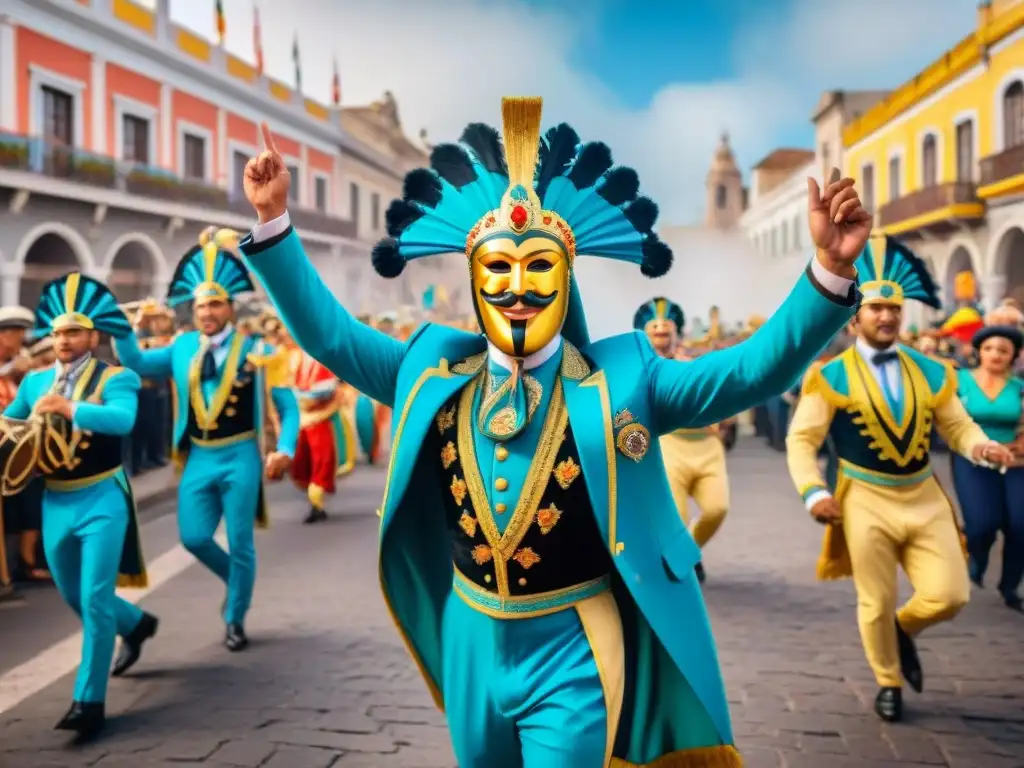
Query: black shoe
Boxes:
[
  {"xmin": 694, "ymin": 562, "xmax": 706, "ymax": 585},
  {"xmin": 224, "ymin": 623, "xmax": 248, "ymax": 652},
  {"xmin": 303, "ymin": 506, "xmax": 327, "ymax": 524},
  {"xmin": 895, "ymin": 618, "xmax": 923, "ymax": 693},
  {"xmin": 111, "ymin": 612, "xmax": 158, "ymax": 677},
  {"xmin": 0, "ymin": 583, "xmax": 24, "ymax": 605},
  {"xmin": 1003, "ymin": 593, "xmax": 1023, "ymax": 612},
  {"xmin": 54, "ymin": 701, "xmax": 105, "ymax": 740},
  {"xmin": 874, "ymin": 687, "xmax": 902, "ymax": 722}
]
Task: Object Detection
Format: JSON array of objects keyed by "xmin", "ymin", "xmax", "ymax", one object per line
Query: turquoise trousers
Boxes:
[
  {"xmin": 177, "ymin": 439, "xmax": 261, "ymax": 626},
  {"xmin": 442, "ymin": 589, "xmax": 615, "ymax": 767},
  {"xmin": 42, "ymin": 477, "xmax": 144, "ymax": 703}
]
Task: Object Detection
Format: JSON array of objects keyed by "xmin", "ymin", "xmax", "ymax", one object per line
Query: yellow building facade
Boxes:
[{"xmin": 842, "ymin": 0, "xmax": 1024, "ymax": 311}]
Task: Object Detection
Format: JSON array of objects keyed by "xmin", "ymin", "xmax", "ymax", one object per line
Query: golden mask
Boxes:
[{"xmin": 470, "ymin": 234, "xmax": 570, "ymax": 357}]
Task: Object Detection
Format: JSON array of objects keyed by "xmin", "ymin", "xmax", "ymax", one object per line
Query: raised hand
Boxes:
[
  {"xmin": 807, "ymin": 167, "xmax": 872, "ymax": 278},
  {"xmin": 244, "ymin": 122, "xmax": 291, "ymax": 224}
]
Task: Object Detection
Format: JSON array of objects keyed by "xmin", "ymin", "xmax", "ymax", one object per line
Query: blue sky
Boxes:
[{"xmin": 166, "ymin": 0, "xmax": 978, "ymax": 225}]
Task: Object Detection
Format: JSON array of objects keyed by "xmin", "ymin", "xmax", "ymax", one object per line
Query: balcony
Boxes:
[
  {"xmin": 0, "ymin": 131, "xmax": 357, "ymax": 240},
  {"xmin": 978, "ymin": 143, "xmax": 1024, "ymax": 199},
  {"xmin": 876, "ymin": 182, "xmax": 985, "ymax": 238}
]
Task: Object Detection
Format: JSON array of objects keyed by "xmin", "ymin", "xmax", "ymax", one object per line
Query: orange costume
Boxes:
[{"xmin": 289, "ymin": 350, "xmax": 356, "ymax": 517}]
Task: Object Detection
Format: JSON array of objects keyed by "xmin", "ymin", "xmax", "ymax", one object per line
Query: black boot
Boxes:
[
  {"xmin": 111, "ymin": 612, "xmax": 158, "ymax": 677},
  {"xmin": 874, "ymin": 687, "xmax": 902, "ymax": 722},
  {"xmin": 694, "ymin": 562, "xmax": 706, "ymax": 585},
  {"xmin": 303, "ymin": 505, "xmax": 327, "ymax": 524},
  {"xmin": 54, "ymin": 701, "xmax": 105, "ymax": 740},
  {"xmin": 895, "ymin": 618, "xmax": 923, "ymax": 693},
  {"xmin": 224, "ymin": 623, "xmax": 248, "ymax": 652},
  {"xmin": 1003, "ymin": 592, "xmax": 1023, "ymax": 613}
]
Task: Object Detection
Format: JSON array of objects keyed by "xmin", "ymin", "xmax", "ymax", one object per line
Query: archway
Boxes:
[
  {"xmin": 18, "ymin": 233, "xmax": 89, "ymax": 308},
  {"xmin": 995, "ymin": 226, "xmax": 1024, "ymax": 308},
  {"xmin": 945, "ymin": 245, "xmax": 977, "ymax": 308},
  {"xmin": 107, "ymin": 239, "xmax": 159, "ymax": 304}
]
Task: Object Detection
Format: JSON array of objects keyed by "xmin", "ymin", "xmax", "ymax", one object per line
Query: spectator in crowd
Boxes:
[{"xmin": 126, "ymin": 302, "xmax": 173, "ymax": 476}]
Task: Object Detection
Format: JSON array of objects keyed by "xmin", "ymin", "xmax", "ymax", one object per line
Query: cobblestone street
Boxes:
[{"xmin": 1, "ymin": 441, "xmax": 1022, "ymax": 768}]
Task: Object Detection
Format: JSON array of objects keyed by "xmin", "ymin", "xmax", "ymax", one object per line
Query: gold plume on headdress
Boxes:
[{"xmin": 501, "ymin": 97, "xmax": 543, "ymax": 193}]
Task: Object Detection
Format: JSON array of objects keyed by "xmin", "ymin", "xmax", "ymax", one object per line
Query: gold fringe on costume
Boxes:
[{"xmin": 611, "ymin": 745, "xmax": 744, "ymax": 767}]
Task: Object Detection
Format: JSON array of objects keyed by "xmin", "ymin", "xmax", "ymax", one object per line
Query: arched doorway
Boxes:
[
  {"xmin": 107, "ymin": 239, "xmax": 158, "ymax": 303},
  {"xmin": 995, "ymin": 226, "xmax": 1024, "ymax": 307},
  {"xmin": 945, "ymin": 245, "xmax": 977, "ymax": 307},
  {"xmin": 18, "ymin": 233, "xmax": 87, "ymax": 308}
]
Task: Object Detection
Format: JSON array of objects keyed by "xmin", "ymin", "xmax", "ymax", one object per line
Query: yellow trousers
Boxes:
[
  {"xmin": 660, "ymin": 432, "xmax": 728, "ymax": 548},
  {"xmin": 842, "ymin": 476, "xmax": 970, "ymax": 687}
]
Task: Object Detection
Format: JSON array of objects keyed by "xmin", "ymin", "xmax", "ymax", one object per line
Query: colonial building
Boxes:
[
  {"xmin": 0, "ymin": 0, "xmax": 453, "ymax": 317},
  {"xmin": 841, "ymin": 0, "xmax": 1024, "ymax": 310}
]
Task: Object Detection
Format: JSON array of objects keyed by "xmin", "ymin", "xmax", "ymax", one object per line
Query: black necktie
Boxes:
[
  {"xmin": 201, "ymin": 348, "xmax": 218, "ymax": 381},
  {"xmin": 872, "ymin": 351, "xmax": 898, "ymax": 366}
]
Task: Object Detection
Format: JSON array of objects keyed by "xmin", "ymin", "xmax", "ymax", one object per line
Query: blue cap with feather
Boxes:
[
  {"xmin": 373, "ymin": 97, "xmax": 672, "ymax": 349},
  {"xmin": 168, "ymin": 227, "xmax": 255, "ymax": 308},
  {"xmin": 856, "ymin": 233, "xmax": 940, "ymax": 309},
  {"xmin": 633, "ymin": 297, "xmax": 685, "ymax": 334},
  {"xmin": 35, "ymin": 272, "xmax": 132, "ymax": 339}
]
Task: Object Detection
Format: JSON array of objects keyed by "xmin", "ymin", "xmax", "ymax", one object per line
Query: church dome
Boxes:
[{"xmin": 711, "ymin": 132, "xmax": 739, "ymax": 175}]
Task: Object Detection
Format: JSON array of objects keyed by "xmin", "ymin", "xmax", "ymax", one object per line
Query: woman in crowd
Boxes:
[{"xmin": 952, "ymin": 314, "xmax": 1024, "ymax": 611}]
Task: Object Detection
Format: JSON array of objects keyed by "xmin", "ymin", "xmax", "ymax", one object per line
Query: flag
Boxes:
[
  {"xmin": 292, "ymin": 33, "xmax": 301, "ymax": 92},
  {"xmin": 331, "ymin": 57, "xmax": 341, "ymax": 106},
  {"xmin": 253, "ymin": 4, "xmax": 264, "ymax": 75},
  {"xmin": 215, "ymin": 0, "xmax": 226, "ymax": 45}
]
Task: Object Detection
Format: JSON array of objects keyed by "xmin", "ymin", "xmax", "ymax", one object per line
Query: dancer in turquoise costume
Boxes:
[
  {"xmin": 113, "ymin": 228, "xmax": 298, "ymax": 652},
  {"xmin": 237, "ymin": 113, "xmax": 870, "ymax": 766},
  {"xmin": 4, "ymin": 272, "xmax": 156, "ymax": 741}
]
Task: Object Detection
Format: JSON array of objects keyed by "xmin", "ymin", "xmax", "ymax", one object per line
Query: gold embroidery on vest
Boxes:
[
  {"xmin": 553, "ymin": 456, "xmax": 581, "ymax": 489},
  {"xmin": 436, "ymin": 406, "xmax": 456, "ymax": 434},
  {"xmin": 471, "ymin": 544, "xmax": 493, "ymax": 565},
  {"xmin": 536, "ymin": 503, "xmax": 562, "ymax": 534},
  {"xmin": 513, "ymin": 548, "xmax": 541, "ymax": 569},
  {"xmin": 458, "ymin": 512, "xmax": 477, "ymax": 538},
  {"xmin": 441, "ymin": 441, "xmax": 457, "ymax": 469},
  {"xmin": 450, "ymin": 475, "xmax": 467, "ymax": 506}
]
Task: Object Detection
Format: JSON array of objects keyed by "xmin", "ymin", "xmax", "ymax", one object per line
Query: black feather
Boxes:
[
  {"xmin": 403, "ymin": 169, "xmax": 442, "ymax": 207},
  {"xmin": 625, "ymin": 197, "xmax": 659, "ymax": 233},
  {"xmin": 536, "ymin": 123, "xmax": 580, "ymax": 200},
  {"xmin": 430, "ymin": 144, "xmax": 477, "ymax": 188},
  {"xmin": 385, "ymin": 199, "xmax": 423, "ymax": 238},
  {"xmin": 640, "ymin": 236, "xmax": 673, "ymax": 278},
  {"xmin": 460, "ymin": 123, "xmax": 507, "ymax": 176},
  {"xmin": 597, "ymin": 167, "xmax": 640, "ymax": 206},
  {"xmin": 567, "ymin": 142, "xmax": 613, "ymax": 190},
  {"xmin": 371, "ymin": 238, "xmax": 406, "ymax": 278}
]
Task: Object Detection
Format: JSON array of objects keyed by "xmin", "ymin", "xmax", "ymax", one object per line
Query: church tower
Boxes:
[{"xmin": 705, "ymin": 132, "xmax": 745, "ymax": 229}]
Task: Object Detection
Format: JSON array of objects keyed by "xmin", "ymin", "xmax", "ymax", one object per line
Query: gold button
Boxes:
[
  {"xmin": 484, "ymin": 574, "xmax": 492, "ymax": 583},
  {"xmin": 518, "ymin": 577, "xmax": 527, "ymax": 586},
  {"xmin": 495, "ymin": 503, "xmax": 507, "ymax": 514},
  {"xmin": 226, "ymin": 408, "xmax": 237, "ymax": 417},
  {"xmin": 229, "ymin": 394, "xmax": 239, "ymax": 403},
  {"xmin": 615, "ymin": 541, "xmax": 625, "ymax": 555},
  {"xmin": 495, "ymin": 477, "xmax": 508, "ymax": 491},
  {"xmin": 495, "ymin": 446, "xmax": 509, "ymax": 461},
  {"xmin": 79, "ymin": 441, "xmax": 90, "ymax": 450}
]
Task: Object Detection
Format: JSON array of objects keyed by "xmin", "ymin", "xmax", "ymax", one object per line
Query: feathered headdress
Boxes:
[
  {"xmin": 35, "ymin": 272, "xmax": 132, "ymax": 338},
  {"xmin": 855, "ymin": 233, "xmax": 940, "ymax": 309},
  {"xmin": 633, "ymin": 297, "xmax": 685, "ymax": 334},
  {"xmin": 167, "ymin": 227, "xmax": 255, "ymax": 307}
]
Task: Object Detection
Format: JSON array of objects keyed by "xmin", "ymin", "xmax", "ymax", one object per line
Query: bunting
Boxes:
[
  {"xmin": 292, "ymin": 33, "xmax": 302, "ymax": 92},
  {"xmin": 215, "ymin": 0, "xmax": 226, "ymax": 45},
  {"xmin": 253, "ymin": 4, "xmax": 264, "ymax": 75},
  {"xmin": 332, "ymin": 56, "xmax": 341, "ymax": 106}
]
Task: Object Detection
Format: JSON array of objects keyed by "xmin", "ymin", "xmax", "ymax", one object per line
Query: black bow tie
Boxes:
[
  {"xmin": 201, "ymin": 348, "xmax": 218, "ymax": 381},
  {"xmin": 872, "ymin": 351, "xmax": 898, "ymax": 366}
]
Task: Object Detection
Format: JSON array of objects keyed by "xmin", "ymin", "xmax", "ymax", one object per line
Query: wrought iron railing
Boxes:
[{"xmin": 877, "ymin": 182, "xmax": 984, "ymax": 229}]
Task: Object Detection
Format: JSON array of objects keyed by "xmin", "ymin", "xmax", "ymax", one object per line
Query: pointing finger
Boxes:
[
  {"xmin": 828, "ymin": 167, "xmax": 842, "ymax": 186},
  {"xmin": 807, "ymin": 177, "xmax": 824, "ymax": 210},
  {"xmin": 260, "ymin": 121, "xmax": 280, "ymax": 157}
]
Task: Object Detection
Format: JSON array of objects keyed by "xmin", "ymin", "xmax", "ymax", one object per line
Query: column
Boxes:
[
  {"xmin": 91, "ymin": 54, "xmax": 107, "ymax": 155},
  {"xmin": 0, "ymin": 16, "xmax": 17, "ymax": 132},
  {"xmin": 0, "ymin": 261, "xmax": 24, "ymax": 307},
  {"xmin": 983, "ymin": 273, "xmax": 1007, "ymax": 311},
  {"xmin": 159, "ymin": 83, "xmax": 173, "ymax": 169}
]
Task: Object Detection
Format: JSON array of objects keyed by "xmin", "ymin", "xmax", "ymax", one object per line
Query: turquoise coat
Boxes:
[
  {"xmin": 242, "ymin": 227, "xmax": 856, "ymax": 761},
  {"xmin": 113, "ymin": 329, "xmax": 300, "ymax": 465}
]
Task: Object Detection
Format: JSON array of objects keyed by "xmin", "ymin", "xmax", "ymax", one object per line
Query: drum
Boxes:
[{"xmin": 0, "ymin": 413, "xmax": 74, "ymax": 496}]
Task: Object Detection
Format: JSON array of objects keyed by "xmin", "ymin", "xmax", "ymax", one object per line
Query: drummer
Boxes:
[{"xmin": 3, "ymin": 272, "xmax": 156, "ymax": 741}]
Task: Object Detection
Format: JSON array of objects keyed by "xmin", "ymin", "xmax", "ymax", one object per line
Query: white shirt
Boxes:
[
  {"xmin": 204, "ymin": 323, "xmax": 235, "ymax": 368},
  {"xmin": 56, "ymin": 352, "xmax": 93, "ymax": 398}
]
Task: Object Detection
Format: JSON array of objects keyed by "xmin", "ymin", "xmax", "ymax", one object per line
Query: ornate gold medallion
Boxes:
[
  {"xmin": 616, "ymin": 423, "xmax": 650, "ymax": 462},
  {"xmin": 512, "ymin": 547, "xmax": 541, "ymax": 569},
  {"xmin": 441, "ymin": 441, "xmax": 457, "ymax": 469},
  {"xmin": 536, "ymin": 503, "xmax": 562, "ymax": 534},
  {"xmin": 487, "ymin": 406, "xmax": 518, "ymax": 437},
  {"xmin": 458, "ymin": 512, "xmax": 477, "ymax": 538},
  {"xmin": 553, "ymin": 457, "xmax": 581, "ymax": 489},
  {"xmin": 450, "ymin": 475, "xmax": 468, "ymax": 506},
  {"xmin": 436, "ymin": 406, "xmax": 456, "ymax": 434}
]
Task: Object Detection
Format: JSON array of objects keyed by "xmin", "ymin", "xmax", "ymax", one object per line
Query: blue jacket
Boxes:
[
  {"xmin": 241, "ymin": 225, "xmax": 857, "ymax": 761},
  {"xmin": 6, "ymin": 363, "xmax": 140, "ymax": 435}
]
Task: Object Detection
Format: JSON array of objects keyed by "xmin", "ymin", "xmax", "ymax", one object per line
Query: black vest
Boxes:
[
  {"xmin": 433, "ymin": 387, "xmax": 612, "ymax": 598},
  {"xmin": 45, "ymin": 360, "xmax": 124, "ymax": 482},
  {"xmin": 184, "ymin": 353, "xmax": 258, "ymax": 446}
]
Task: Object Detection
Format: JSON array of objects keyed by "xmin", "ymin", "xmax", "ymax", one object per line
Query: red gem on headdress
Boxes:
[
  {"xmin": 543, "ymin": 216, "xmax": 552, "ymax": 225},
  {"xmin": 510, "ymin": 205, "xmax": 529, "ymax": 228}
]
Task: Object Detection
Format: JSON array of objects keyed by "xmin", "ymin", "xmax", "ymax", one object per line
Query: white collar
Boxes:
[
  {"xmin": 206, "ymin": 323, "xmax": 234, "ymax": 347},
  {"xmin": 856, "ymin": 337, "xmax": 897, "ymax": 363},
  {"xmin": 57, "ymin": 352, "xmax": 92, "ymax": 380},
  {"xmin": 487, "ymin": 335, "xmax": 562, "ymax": 372}
]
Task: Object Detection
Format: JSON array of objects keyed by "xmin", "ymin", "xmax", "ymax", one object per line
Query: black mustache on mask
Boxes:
[{"xmin": 479, "ymin": 289, "xmax": 558, "ymax": 309}]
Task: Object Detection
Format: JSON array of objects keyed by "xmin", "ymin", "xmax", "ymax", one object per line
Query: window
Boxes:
[
  {"xmin": 861, "ymin": 164, "xmax": 875, "ymax": 212},
  {"xmin": 888, "ymin": 155, "xmax": 901, "ymax": 201},
  {"xmin": 349, "ymin": 182, "xmax": 360, "ymax": 224},
  {"xmin": 122, "ymin": 114, "xmax": 150, "ymax": 164},
  {"xmin": 286, "ymin": 165, "xmax": 299, "ymax": 202},
  {"xmin": 1003, "ymin": 81, "xmax": 1023, "ymax": 149},
  {"xmin": 183, "ymin": 133, "xmax": 206, "ymax": 181},
  {"xmin": 715, "ymin": 184, "xmax": 727, "ymax": 210},
  {"xmin": 42, "ymin": 85, "xmax": 73, "ymax": 146},
  {"xmin": 921, "ymin": 135, "xmax": 937, "ymax": 187},
  {"xmin": 956, "ymin": 120, "xmax": 974, "ymax": 181},
  {"xmin": 371, "ymin": 192, "xmax": 381, "ymax": 230},
  {"xmin": 232, "ymin": 150, "xmax": 249, "ymax": 196},
  {"xmin": 781, "ymin": 220, "xmax": 789, "ymax": 253},
  {"xmin": 315, "ymin": 176, "xmax": 328, "ymax": 212}
]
